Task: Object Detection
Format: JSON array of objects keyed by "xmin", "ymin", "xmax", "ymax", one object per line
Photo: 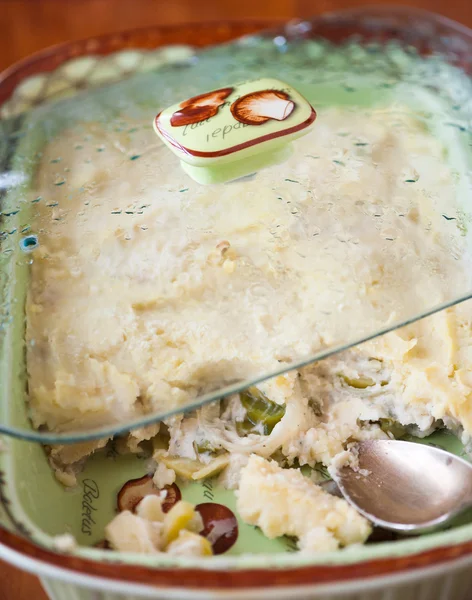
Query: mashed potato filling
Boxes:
[
  {"xmin": 237, "ymin": 455, "xmax": 371, "ymax": 551},
  {"xmin": 28, "ymin": 106, "xmax": 469, "ymax": 434},
  {"xmin": 27, "ymin": 104, "xmax": 472, "ymax": 552}
]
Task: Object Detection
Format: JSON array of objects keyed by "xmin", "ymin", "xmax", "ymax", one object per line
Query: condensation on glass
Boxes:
[{"xmin": 1, "ymin": 11, "xmax": 472, "ymax": 442}]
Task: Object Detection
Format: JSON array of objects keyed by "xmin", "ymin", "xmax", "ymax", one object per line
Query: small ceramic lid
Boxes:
[{"xmin": 154, "ymin": 78, "xmax": 316, "ymax": 183}]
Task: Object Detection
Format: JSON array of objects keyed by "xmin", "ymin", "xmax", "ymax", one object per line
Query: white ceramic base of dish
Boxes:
[{"xmin": 40, "ymin": 569, "xmax": 472, "ymax": 600}]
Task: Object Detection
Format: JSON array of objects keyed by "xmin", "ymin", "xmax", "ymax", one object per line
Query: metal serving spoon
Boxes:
[{"xmin": 331, "ymin": 439, "xmax": 472, "ymax": 534}]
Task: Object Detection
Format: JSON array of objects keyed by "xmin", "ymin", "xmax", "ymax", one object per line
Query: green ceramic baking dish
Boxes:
[{"xmin": 2, "ymin": 6, "xmax": 472, "ymax": 600}]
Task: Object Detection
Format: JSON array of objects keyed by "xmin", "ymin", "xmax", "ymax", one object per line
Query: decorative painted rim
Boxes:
[
  {"xmin": 154, "ymin": 107, "xmax": 317, "ymax": 158},
  {"xmin": 2, "ymin": 4, "xmax": 472, "ymax": 591},
  {"xmin": 1, "ymin": 527, "xmax": 472, "ymax": 589}
]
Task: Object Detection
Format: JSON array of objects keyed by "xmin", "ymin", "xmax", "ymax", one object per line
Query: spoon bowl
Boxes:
[{"xmin": 332, "ymin": 439, "xmax": 472, "ymax": 534}]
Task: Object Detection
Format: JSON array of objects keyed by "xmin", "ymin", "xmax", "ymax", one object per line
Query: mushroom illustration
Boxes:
[
  {"xmin": 195, "ymin": 502, "xmax": 238, "ymax": 555},
  {"xmin": 231, "ymin": 90, "xmax": 295, "ymax": 125},
  {"xmin": 117, "ymin": 474, "xmax": 181, "ymax": 513},
  {"xmin": 170, "ymin": 87, "xmax": 233, "ymax": 127}
]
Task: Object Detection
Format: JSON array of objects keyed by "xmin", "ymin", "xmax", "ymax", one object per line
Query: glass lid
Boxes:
[{"xmin": 2, "ymin": 15, "xmax": 472, "ymax": 443}]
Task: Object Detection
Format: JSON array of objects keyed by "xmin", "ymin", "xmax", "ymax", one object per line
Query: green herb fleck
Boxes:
[
  {"xmin": 340, "ymin": 374, "xmax": 375, "ymax": 389},
  {"xmin": 313, "ymin": 463, "xmax": 331, "ymax": 481},
  {"xmin": 379, "ymin": 418, "xmax": 407, "ymax": 439},
  {"xmin": 284, "ymin": 537, "xmax": 298, "ymax": 552},
  {"xmin": 240, "ymin": 387, "xmax": 285, "ymax": 436},
  {"xmin": 130, "ymin": 154, "xmax": 141, "ymax": 161}
]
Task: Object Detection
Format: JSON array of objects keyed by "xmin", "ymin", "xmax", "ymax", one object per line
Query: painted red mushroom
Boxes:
[
  {"xmin": 117, "ymin": 474, "xmax": 181, "ymax": 513},
  {"xmin": 231, "ymin": 89, "xmax": 295, "ymax": 125},
  {"xmin": 170, "ymin": 87, "xmax": 233, "ymax": 127}
]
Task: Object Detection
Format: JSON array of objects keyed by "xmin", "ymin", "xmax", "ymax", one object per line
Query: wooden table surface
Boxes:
[
  {"xmin": 1, "ymin": 0, "xmax": 472, "ymax": 72},
  {"xmin": 1, "ymin": 0, "xmax": 471, "ymax": 598}
]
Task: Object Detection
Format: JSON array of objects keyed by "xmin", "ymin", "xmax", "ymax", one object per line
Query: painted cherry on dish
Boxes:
[{"xmin": 195, "ymin": 502, "xmax": 238, "ymax": 555}]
